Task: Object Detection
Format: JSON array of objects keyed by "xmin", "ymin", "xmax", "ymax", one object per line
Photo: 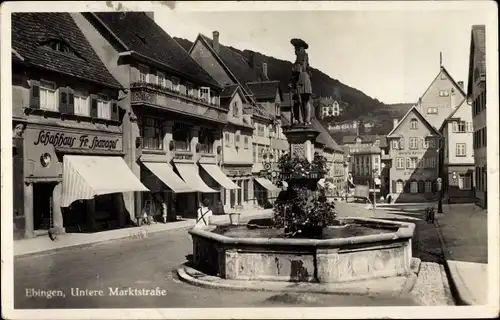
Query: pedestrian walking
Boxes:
[{"xmin": 195, "ymin": 198, "xmax": 213, "ymax": 228}]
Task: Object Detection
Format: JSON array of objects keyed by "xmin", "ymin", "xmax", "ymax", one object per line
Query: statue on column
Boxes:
[{"xmin": 289, "ymin": 38, "xmax": 313, "ymax": 126}]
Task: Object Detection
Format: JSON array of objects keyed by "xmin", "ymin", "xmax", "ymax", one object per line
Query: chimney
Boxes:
[
  {"xmin": 212, "ymin": 31, "xmax": 220, "ymax": 54},
  {"xmin": 262, "ymin": 62, "xmax": 268, "ymax": 80},
  {"xmin": 145, "ymin": 12, "xmax": 154, "ymax": 20},
  {"xmin": 393, "ymin": 118, "xmax": 399, "ymax": 129},
  {"xmin": 458, "ymin": 81, "xmax": 464, "ymax": 90}
]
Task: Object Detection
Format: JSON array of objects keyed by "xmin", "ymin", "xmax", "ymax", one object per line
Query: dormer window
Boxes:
[{"xmin": 41, "ymin": 39, "xmax": 80, "ymax": 58}]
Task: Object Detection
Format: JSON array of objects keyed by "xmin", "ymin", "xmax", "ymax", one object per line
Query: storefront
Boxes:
[
  {"xmin": 253, "ymin": 175, "xmax": 281, "ymax": 208},
  {"xmin": 21, "ymin": 125, "xmax": 148, "ymax": 237},
  {"xmin": 222, "ymin": 164, "xmax": 253, "ymax": 211}
]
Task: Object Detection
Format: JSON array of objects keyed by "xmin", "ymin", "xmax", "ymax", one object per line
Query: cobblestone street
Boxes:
[{"xmin": 14, "ymin": 201, "xmax": 456, "ymax": 308}]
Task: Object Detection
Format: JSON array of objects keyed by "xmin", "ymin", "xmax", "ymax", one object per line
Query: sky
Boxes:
[{"xmin": 152, "ymin": 2, "xmax": 492, "ymax": 105}]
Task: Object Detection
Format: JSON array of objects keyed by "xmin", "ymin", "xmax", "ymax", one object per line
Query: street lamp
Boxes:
[{"xmin": 436, "ymin": 136, "xmax": 445, "ymax": 213}]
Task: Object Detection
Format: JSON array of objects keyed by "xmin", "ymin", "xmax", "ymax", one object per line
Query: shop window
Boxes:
[
  {"xmin": 396, "ymin": 180, "xmax": 404, "ymax": 193},
  {"xmin": 173, "ymin": 123, "xmax": 191, "ymax": 151},
  {"xmin": 97, "ymin": 94, "xmax": 111, "ymax": 120},
  {"xmin": 409, "ymin": 181, "xmax": 418, "ymax": 193},
  {"xmin": 40, "ymin": 80, "xmax": 57, "ymax": 111},
  {"xmin": 141, "ymin": 117, "xmax": 164, "ymax": 150},
  {"xmin": 458, "ymin": 174, "xmax": 472, "ymax": 190},
  {"xmin": 425, "ymin": 180, "xmax": 432, "ymax": 193}
]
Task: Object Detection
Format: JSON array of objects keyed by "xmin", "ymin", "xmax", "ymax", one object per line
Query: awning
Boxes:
[
  {"xmin": 143, "ymin": 162, "xmax": 195, "ymax": 193},
  {"xmin": 61, "ymin": 155, "xmax": 149, "ymax": 207},
  {"xmin": 200, "ymin": 164, "xmax": 240, "ymax": 190},
  {"xmin": 174, "ymin": 163, "xmax": 218, "ymax": 193},
  {"xmin": 254, "ymin": 177, "xmax": 281, "ymax": 192}
]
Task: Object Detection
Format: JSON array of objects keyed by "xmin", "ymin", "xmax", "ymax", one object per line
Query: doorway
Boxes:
[{"xmin": 33, "ymin": 182, "xmax": 57, "ymax": 231}]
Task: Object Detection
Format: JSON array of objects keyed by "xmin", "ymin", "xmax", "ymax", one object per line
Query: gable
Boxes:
[
  {"xmin": 190, "ymin": 36, "xmax": 235, "ymax": 87},
  {"xmin": 388, "ymin": 107, "xmax": 440, "ymax": 138}
]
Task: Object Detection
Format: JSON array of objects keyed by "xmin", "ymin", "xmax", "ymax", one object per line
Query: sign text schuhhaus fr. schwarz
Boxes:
[{"xmin": 33, "ymin": 130, "xmax": 121, "ymax": 150}]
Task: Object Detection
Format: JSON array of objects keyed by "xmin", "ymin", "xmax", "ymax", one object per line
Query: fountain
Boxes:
[{"xmin": 181, "ymin": 38, "xmax": 416, "ymax": 289}]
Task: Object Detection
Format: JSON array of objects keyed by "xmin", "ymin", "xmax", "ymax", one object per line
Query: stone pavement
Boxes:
[
  {"xmin": 339, "ymin": 200, "xmax": 488, "ymax": 306},
  {"xmin": 13, "ymin": 209, "xmax": 272, "ymax": 258}
]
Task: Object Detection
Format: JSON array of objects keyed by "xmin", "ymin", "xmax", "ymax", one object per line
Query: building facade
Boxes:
[
  {"xmin": 439, "ymin": 100, "xmax": 475, "ymax": 203},
  {"xmin": 319, "ymin": 98, "xmax": 341, "ymax": 118},
  {"xmin": 12, "ymin": 13, "xmax": 148, "ymax": 239},
  {"xmin": 467, "ymin": 25, "xmax": 487, "ymax": 208},
  {"xmin": 220, "ymin": 85, "xmax": 255, "ymax": 211},
  {"xmin": 386, "ymin": 107, "xmax": 441, "ymax": 203},
  {"xmin": 75, "ymin": 12, "xmax": 239, "ymax": 222},
  {"xmin": 188, "ymin": 30, "xmax": 284, "ymax": 208},
  {"xmin": 350, "ymin": 146, "xmax": 382, "ymax": 193}
]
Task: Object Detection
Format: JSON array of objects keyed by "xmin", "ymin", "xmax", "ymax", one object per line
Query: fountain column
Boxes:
[{"xmin": 283, "ymin": 125, "xmax": 320, "ymax": 162}]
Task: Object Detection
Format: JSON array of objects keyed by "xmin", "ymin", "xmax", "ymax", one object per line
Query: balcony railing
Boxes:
[{"xmin": 130, "ymin": 82, "xmax": 223, "ymax": 110}]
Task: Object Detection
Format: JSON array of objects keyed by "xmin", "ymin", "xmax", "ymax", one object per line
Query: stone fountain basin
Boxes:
[{"xmin": 189, "ymin": 217, "xmax": 415, "ymax": 283}]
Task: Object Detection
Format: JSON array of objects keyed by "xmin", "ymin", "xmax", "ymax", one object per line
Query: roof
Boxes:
[
  {"xmin": 439, "ymin": 98, "xmax": 467, "ymax": 131},
  {"xmin": 246, "ymin": 81, "xmax": 280, "ymax": 101},
  {"xmin": 467, "ymin": 25, "xmax": 486, "ymax": 96},
  {"xmin": 352, "ymin": 145, "xmax": 381, "ymax": 155},
  {"xmin": 92, "ymin": 12, "xmax": 220, "ymax": 88},
  {"xmin": 11, "ymin": 13, "xmax": 122, "ymax": 89},
  {"xmin": 197, "ymin": 33, "xmax": 262, "ymax": 94},
  {"xmin": 312, "ymin": 117, "xmax": 342, "ymax": 152},
  {"xmin": 342, "ymin": 134, "xmax": 387, "ymax": 148},
  {"xmin": 419, "ymin": 66, "xmax": 466, "ymax": 101},
  {"xmin": 387, "ymin": 105, "xmax": 441, "ymax": 137},
  {"xmin": 220, "ymin": 84, "xmax": 239, "ymax": 98}
]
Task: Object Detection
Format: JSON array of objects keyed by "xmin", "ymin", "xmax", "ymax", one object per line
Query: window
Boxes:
[
  {"xmin": 139, "ymin": 64, "xmax": 149, "ymax": 83},
  {"xmin": 40, "ymin": 81, "xmax": 57, "ymax": 111},
  {"xmin": 439, "ymin": 90, "xmax": 449, "ymax": 97},
  {"xmin": 427, "ymin": 107, "xmax": 438, "ymax": 114},
  {"xmin": 157, "ymin": 71, "xmax": 166, "ymax": 87},
  {"xmin": 391, "ymin": 140, "xmax": 399, "ymax": 150},
  {"xmin": 173, "ymin": 123, "xmax": 191, "ymax": 151},
  {"xmin": 399, "ymin": 138, "xmax": 405, "ymax": 150},
  {"xmin": 410, "ymin": 119, "xmax": 418, "ymax": 130},
  {"xmin": 429, "ymin": 157, "xmax": 436, "ymax": 168},
  {"xmin": 235, "ymin": 134, "xmax": 240, "ymax": 147},
  {"xmin": 232, "ymin": 101, "xmax": 239, "ymax": 117},
  {"xmin": 407, "ymin": 157, "xmax": 418, "ymax": 169},
  {"xmin": 252, "ymin": 144, "xmax": 257, "ymax": 162},
  {"xmin": 453, "ymin": 121, "xmax": 466, "ymax": 133},
  {"xmin": 410, "ymin": 181, "xmax": 418, "ymax": 193},
  {"xmin": 456, "ymin": 143, "xmax": 466, "ymax": 157},
  {"xmin": 244, "ymin": 136, "xmax": 249, "ymax": 149},
  {"xmin": 185, "ymin": 82, "xmax": 193, "ymax": 96},
  {"xmin": 74, "ymin": 94, "xmax": 89, "ymax": 116},
  {"xmin": 224, "ymin": 132, "xmax": 230, "ymax": 146},
  {"xmin": 257, "ymin": 124, "xmax": 265, "ymax": 137},
  {"xmin": 396, "ymin": 157, "xmax": 405, "ymax": 169},
  {"xmin": 409, "ymin": 137, "xmax": 419, "ymax": 150},
  {"xmin": 200, "ymin": 87, "xmax": 210, "ymax": 102},
  {"xmin": 97, "ymin": 94, "xmax": 111, "ymax": 119},
  {"xmin": 171, "ymin": 77, "xmax": 180, "ymax": 92},
  {"xmin": 50, "ymin": 41, "xmax": 71, "ymax": 54},
  {"xmin": 458, "ymin": 174, "xmax": 472, "ymax": 190},
  {"xmin": 425, "ymin": 181, "xmax": 432, "ymax": 193},
  {"xmin": 141, "ymin": 117, "xmax": 163, "ymax": 150},
  {"xmin": 396, "ymin": 180, "xmax": 404, "ymax": 193}
]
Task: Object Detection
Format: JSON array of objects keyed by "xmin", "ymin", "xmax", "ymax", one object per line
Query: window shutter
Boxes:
[
  {"xmin": 111, "ymin": 102, "xmax": 119, "ymax": 121},
  {"xmin": 30, "ymin": 80, "xmax": 40, "ymax": 109},
  {"xmin": 90, "ymin": 95, "xmax": 98, "ymax": 118},
  {"xmin": 391, "ymin": 180, "xmax": 396, "ymax": 193},
  {"xmin": 59, "ymin": 88, "xmax": 68, "ymax": 113},
  {"xmin": 67, "ymin": 89, "xmax": 75, "ymax": 114},
  {"xmin": 399, "ymin": 138, "xmax": 404, "ymax": 149}
]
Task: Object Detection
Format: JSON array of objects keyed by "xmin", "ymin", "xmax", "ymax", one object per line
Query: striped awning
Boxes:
[
  {"xmin": 174, "ymin": 163, "xmax": 218, "ymax": 193},
  {"xmin": 61, "ymin": 155, "xmax": 149, "ymax": 207},
  {"xmin": 200, "ymin": 164, "xmax": 240, "ymax": 190},
  {"xmin": 254, "ymin": 177, "xmax": 280, "ymax": 192},
  {"xmin": 143, "ymin": 162, "xmax": 195, "ymax": 193}
]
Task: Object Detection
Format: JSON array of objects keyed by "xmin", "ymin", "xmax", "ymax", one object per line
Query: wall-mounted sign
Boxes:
[
  {"xmin": 398, "ymin": 151, "xmax": 425, "ymax": 156},
  {"xmin": 32, "ymin": 130, "xmax": 121, "ymax": 151}
]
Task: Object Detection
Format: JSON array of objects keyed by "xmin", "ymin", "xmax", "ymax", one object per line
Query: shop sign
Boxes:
[
  {"xmin": 32, "ymin": 129, "xmax": 122, "ymax": 151},
  {"xmin": 398, "ymin": 151, "xmax": 424, "ymax": 156},
  {"xmin": 225, "ymin": 168, "xmax": 251, "ymax": 176}
]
